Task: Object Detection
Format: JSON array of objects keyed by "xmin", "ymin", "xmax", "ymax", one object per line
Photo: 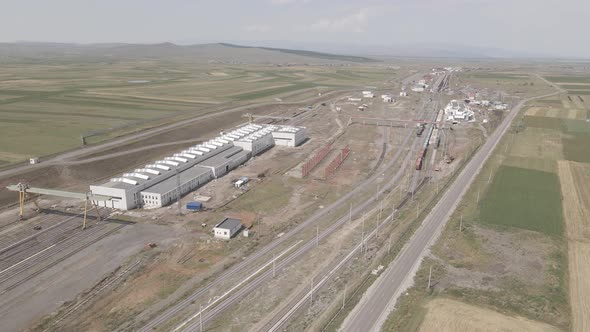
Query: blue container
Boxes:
[{"xmin": 186, "ymin": 201, "xmax": 202, "ymax": 211}]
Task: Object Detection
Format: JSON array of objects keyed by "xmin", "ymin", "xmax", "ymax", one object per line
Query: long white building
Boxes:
[{"xmin": 90, "ymin": 124, "xmax": 307, "ymax": 210}]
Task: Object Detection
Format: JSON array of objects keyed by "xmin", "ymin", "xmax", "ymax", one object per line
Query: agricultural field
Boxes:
[
  {"xmin": 384, "ymin": 71, "xmax": 590, "ymax": 332},
  {"xmin": 479, "ymin": 165, "xmax": 562, "ymax": 235},
  {"xmin": 457, "ymin": 71, "xmax": 555, "ymax": 98},
  {"xmin": 557, "ymin": 161, "xmax": 590, "ymax": 332},
  {"xmin": 0, "ymin": 60, "xmax": 397, "ymax": 165},
  {"xmin": 418, "ymin": 298, "xmax": 560, "ymax": 332}
]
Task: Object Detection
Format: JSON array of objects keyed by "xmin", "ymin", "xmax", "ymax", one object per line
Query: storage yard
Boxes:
[{"xmin": 1, "ymin": 61, "xmax": 584, "ymax": 332}]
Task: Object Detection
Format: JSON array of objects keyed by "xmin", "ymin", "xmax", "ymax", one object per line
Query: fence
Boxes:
[
  {"xmin": 323, "ymin": 147, "xmax": 350, "ymax": 180},
  {"xmin": 302, "ymin": 144, "xmax": 332, "ymax": 177}
]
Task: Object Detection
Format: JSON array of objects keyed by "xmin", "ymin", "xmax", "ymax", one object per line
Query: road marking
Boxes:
[
  {"xmin": 0, "ymin": 244, "xmax": 56, "ymax": 276},
  {"xmin": 173, "ymin": 240, "xmax": 303, "ymax": 332}
]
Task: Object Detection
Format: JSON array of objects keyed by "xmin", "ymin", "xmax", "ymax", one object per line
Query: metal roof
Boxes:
[{"xmin": 214, "ymin": 217, "xmax": 242, "ymax": 230}]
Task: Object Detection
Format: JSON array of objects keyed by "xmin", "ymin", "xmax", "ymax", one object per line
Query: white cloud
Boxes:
[{"xmin": 308, "ymin": 8, "xmax": 374, "ymax": 33}]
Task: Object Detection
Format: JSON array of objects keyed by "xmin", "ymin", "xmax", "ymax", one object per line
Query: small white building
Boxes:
[
  {"xmin": 382, "ymin": 95, "xmax": 394, "ymax": 103},
  {"xmin": 399, "ymin": 91, "xmax": 408, "ymax": 97},
  {"xmin": 213, "ymin": 218, "xmax": 242, "ymax": 240},
  {"xmin": 29, "ymin": 157, "xmax": 39, "ymax": 165},
  {"xmin": 362, "ymin": 91, "xmax": 374, "ymax": 98}
]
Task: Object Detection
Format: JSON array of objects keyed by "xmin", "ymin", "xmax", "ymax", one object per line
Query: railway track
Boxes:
[
  {"xmin": 0, "ymin": 219, "xmax": 124, "ymax": 295},
  {"xmin": 175, "ymin": 93, "xmax": 439, "ymax": 332},
  {"xmin": 137, "ymin": 117, "xmax": 415, "ymax": 332},
  {"xmin": 256, "ymin": 77, "xmax": 446, "ymax": 332},
  {"xmin": 138, "ymin": 76, "xmax": 435, "ymax": 331},
  {"xmin": 46, "ymin": 259, "xmax": 143, "ymax": 331}
]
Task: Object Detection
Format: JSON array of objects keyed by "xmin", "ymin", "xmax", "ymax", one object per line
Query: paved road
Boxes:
[{"xmin": 341, "ymin": 89, "xmax": 560, "ymax": 332}]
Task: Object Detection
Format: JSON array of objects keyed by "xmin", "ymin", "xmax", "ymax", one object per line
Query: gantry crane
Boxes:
[{"xmin": 6, "ymin": 183, "xmax": 113, "ymax": 229}]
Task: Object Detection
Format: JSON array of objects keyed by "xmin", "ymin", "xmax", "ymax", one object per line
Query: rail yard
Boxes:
[{"xmin": 0, "ymin": 50, "xmax": 584, "ymax": 332}]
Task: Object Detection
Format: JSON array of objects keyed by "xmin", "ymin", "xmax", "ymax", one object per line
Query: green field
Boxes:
[
  {"xmin": 464, "ymin": 72, "xmax": 530, "ymax": 80},
  {"xmin": 0, "ymin": 60, "xmax": 397, "ymax": 164},
  {"xmin": 479, "ymin": 165, "xmax": 563, "ymax": 235},
  {"xmin": 567, "ymin": 90, "xmax": 590, "ymax": 95},
  {"xmin": 558, "ymin": 84, "xmax": 590, "ymax": 90},
  {"xmin": 563, "ymin": 133, "xmax": 590, "ymax": 163},
  {"xmin": 544, "ymin": 76, "xmax": 590, "ymax": 84}
]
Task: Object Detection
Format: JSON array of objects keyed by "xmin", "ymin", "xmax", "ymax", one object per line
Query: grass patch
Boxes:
[
  {"xmin": 535, "ymin": 99, "xmax": 562, "ymax": 106},
  {"xmin": 523, "ymin": 116, "xmax": 563, "ymax": 131},
  {"xmin": 226, "ymin": 178, "xmax": 293, "ymax": 214},
  {"xmin": 465, "ymin": 72, "xmax": 529, "ymax": 80},
  {"xmin": 563, "ymin": 133, "xmax": 590, "ymax": 163},
  {"xmin": 524, "ymin": 116, "xmax": 590, "ymax": 134},
  {"xmin": 559, "ymin": 84, "xmax": 590, "ymax": 90},
  {"xmin": 232, "ymin": 82, "xmax": 320, "ymax": 100},
  {"xmin": 544, "ymin": 76, "xmax": 590, "ymax": 84},
  {"xmin": 479, "ymin": 165, "xmax": 563, "ymax": 235},
  {"xmin": 568, "ymin": 90, "xmax": 590, "ymax": 95}
]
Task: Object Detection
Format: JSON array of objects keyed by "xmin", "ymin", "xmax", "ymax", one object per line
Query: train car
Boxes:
[{"xmin": 416, "ymin": 157, "xmax": 423, "ymax": 170}]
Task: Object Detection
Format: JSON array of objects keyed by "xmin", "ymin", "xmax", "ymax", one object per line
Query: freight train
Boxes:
[{"xmin": 415, "ymin": 147, "xmax": 427, "ymax": 170}]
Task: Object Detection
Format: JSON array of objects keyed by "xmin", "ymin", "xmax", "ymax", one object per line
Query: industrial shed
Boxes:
[
  {"xmin": 140, "ymin": 166, "xmax": 212, "ymax": 208},
  {"xmin": 213, "ymin": 218, "xmax": 242, "ymax": 240},
  {"xmin": 90, "ymin": 123, "xmax": 306, "ymax": 210},
  {"xmin": 271, "ymin": 126, "xmax": 307, "ymax": 147}
]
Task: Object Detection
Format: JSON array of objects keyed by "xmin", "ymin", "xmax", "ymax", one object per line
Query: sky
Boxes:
[{"xmin": 0, "ymin": 0, "xmax": 588, "ymax": 58}]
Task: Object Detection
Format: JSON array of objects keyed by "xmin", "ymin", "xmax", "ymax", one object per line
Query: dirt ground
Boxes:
[
  {"xmin": 0, "ymin": 92, "xmax": 350, "ymax": 209},
  {"xmin": 436, "ymin": 225, "xmax": 555, "ymax": 292},
  {"xmin": 418, "ymin": 298, "xmax": 560, "ymax": 332},
  {"xmin": 557, "ymin": 160, "xmax": 590, "ymax": 332},
  {"xmin": 26, "ymin": 89, "xmax": 390, "ymax": 331}
]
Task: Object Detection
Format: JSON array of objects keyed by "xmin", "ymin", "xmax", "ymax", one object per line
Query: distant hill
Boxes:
[
  {"xmin": 0, "ymin": 42, "xmax": 377, "ymax": 64},
  {"xmin": 219, "ymin": 43, "xmax": 376, "ymax": 63}
]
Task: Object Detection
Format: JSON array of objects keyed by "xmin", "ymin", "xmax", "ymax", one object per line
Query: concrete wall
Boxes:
[
  {"xmin": 90, "ymin": 185, "xmax": 135, "ymax": 210},
  {"xmin": 272, "ymin": 128, "xmax": 307, "ymax": 147}
]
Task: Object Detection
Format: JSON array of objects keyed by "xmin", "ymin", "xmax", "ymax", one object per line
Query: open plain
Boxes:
[{"xmin": 1, "ymin": 43, "xmax": 589, "ymax": 332}]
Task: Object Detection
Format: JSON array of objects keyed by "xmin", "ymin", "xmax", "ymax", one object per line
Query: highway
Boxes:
[{"xmin": 340, "ymin": 89, "xmax": 561, "ymax": 332}]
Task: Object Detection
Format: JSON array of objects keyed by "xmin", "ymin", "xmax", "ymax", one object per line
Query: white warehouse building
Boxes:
[
  {"xmin": 271, "ymin": 126, "xmax": 307, "ymax": 147},
  {"xmin": 90, "ymin": 123, "xmax": 307, "ymax": 210}
]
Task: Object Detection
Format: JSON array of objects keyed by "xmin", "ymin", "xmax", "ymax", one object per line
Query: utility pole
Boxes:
[
  {"xmin": 416, "ymin": 201, "xmax": 420, "ymax": 218},
  {"xmin": 488, "ymin": 169, "xmax": 492, "ymax": 184},
  {"xmin": 361, "ymin": 213, "xmax": 365, "ymax": 254},
  {"xmin": 310, "ymin": 277, "xmax": 314, "ymax": 305},
  {"xmin": 175, "ymin": 167, "xmax": 182, "ymax": 216},
  {"xmin": 427, "ymin": 266, "xmax": 432, "ymax": 289},
  {"xmin": 349, "ymin": 202, "xmax": 352, "ymax": 222},
  {"xmin": 460, "ymin": 214, "xmax": 463, "ymax": 232},
  {"xmin": 477, "ymin": 189, "xmax": 480, "ymax": 204},
  {"xmin": 342, "ymin": 286, "xmax": 346, "ymax": 309},
  {"xmin": 388, "ymin": 237, "xmax": 392, "ymax": 255}
]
